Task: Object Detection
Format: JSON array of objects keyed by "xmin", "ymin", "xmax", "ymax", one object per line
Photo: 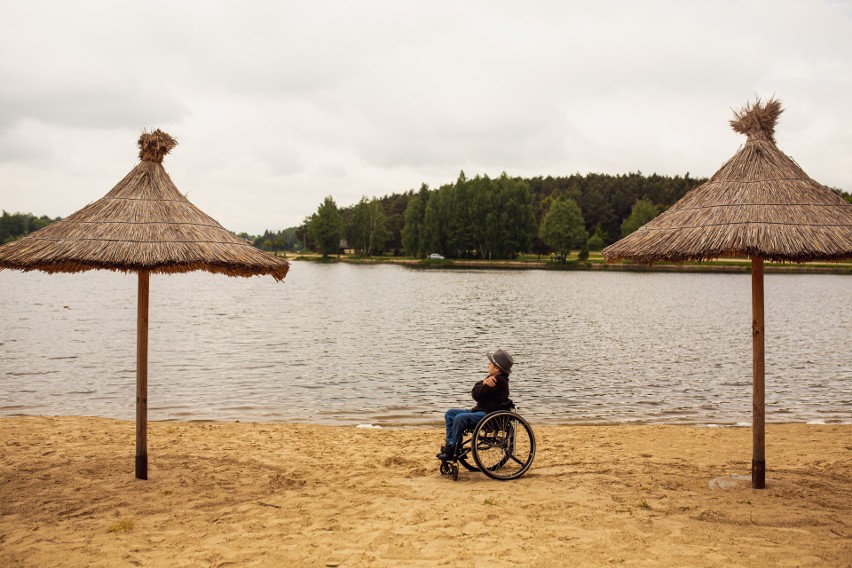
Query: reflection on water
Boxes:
[{"xmin": 1, "ymin": 261, "xmax": 849, "ymax": 425}]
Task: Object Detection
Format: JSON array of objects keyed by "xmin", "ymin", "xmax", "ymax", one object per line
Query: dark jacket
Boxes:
[{"xmin": 470, "ymin": 372, "xmax": 511, "ymax": 412}]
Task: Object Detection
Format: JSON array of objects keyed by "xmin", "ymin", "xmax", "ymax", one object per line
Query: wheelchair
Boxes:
[{"xmin": 439, "ymin": 408, "xmax": 536, "ymax": 481}]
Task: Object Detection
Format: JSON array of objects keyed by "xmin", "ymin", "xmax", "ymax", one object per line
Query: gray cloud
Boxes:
[{"xmin": 0, "ymin": 85, "xmax": 189, "ymax": 133}]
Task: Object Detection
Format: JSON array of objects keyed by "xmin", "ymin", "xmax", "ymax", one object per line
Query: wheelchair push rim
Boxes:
[{"xmin": 471, "ymin": 410, "xmax": 536, "ymax": 480}]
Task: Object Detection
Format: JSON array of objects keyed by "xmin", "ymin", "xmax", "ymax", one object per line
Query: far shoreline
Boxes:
[{"xmin": 286, "ymin": 253, "xmax": 852, "ymax": 275}]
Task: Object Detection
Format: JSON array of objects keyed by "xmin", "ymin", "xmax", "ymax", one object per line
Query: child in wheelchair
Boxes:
[{"xmin": 436, "ymin": 348, "xmax": 514, "ymax": 461}]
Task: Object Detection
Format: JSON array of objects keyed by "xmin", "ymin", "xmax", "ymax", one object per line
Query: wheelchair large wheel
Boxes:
[{"xmin": 472, "ymin": 411, "xmax": 535, "ymax": 480}]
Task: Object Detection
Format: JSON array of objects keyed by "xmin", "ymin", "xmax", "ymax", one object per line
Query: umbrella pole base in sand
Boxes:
[
  {"xmin": 136, "ymin": 455, "xmax": 148, "ymax": 480},
  {"xmin": 752, "ymin": 460, "xmax": 765, "ymax": 488}
]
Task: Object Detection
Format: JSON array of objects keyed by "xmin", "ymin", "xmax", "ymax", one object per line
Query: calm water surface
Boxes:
[{"xmin": 1, "ymin": 262, "xmax": 849, "ymax": 426}]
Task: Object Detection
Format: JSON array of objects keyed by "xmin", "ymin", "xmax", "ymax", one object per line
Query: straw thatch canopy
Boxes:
[
  {"xmin": 0, "ymin": 130, "xmax": 289, "ymax": 280},
  {"xmin": 602, "ymin": 98, "xmax": 852, "ymax": 264}
]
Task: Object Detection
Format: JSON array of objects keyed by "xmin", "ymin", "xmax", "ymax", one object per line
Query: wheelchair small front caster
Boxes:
[
  {"xmin": 451, "ymin": 464, "xmax": 459, "ymax": 481},
  {"xmin": 440, "ymin": 461, "xmax": 452, "ymax": 476}
]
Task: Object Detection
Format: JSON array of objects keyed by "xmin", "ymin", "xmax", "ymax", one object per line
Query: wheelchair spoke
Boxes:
[{"xmin": 508, "ymin": 453, "xmax": 525, "ymax": 466}]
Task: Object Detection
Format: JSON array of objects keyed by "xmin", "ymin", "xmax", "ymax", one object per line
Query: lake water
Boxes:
[{"xmin": 1, "ymin": 261, "xmax": 849, "ymax": 426}]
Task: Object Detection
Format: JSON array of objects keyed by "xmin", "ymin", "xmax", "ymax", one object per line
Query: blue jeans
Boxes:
[{"xmin": 445, "ymin": 408, "xmax": 486, "ymax": 446}]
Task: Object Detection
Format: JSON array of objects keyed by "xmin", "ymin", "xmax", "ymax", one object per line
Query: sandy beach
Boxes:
[{"xmin": 0, "ymin": 417, "xmax": 849, "ymax": 567}]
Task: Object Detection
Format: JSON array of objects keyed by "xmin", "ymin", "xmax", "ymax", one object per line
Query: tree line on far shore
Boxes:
[
  {"xmin": 0, "ymin": 211, "xmax": 62, "ymax": 244},
  {"xmin": 6, "ymin": 175, "xmax": 851, "ymax": 259},
  {"xmin": 293, "ymin": 171, "xmax": 706, "ymax": 259},
  {"xmin": 256, "ymin": 171, "xmax": 852, "ymax": 260}
]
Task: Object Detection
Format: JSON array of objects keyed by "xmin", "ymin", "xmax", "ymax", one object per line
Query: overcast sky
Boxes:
[{"xmin": 1, "ymin": 0, "xmax": 851, "ymax": 234}]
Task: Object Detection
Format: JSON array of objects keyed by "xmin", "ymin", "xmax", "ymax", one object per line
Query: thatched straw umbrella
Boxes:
[
  {"xmin": 0, "ymin": 130, "xmax": 290, "ymax": 479},
  {"xmin": 602, "ymin": 99, "xmax": 852, "ymax": 488}
]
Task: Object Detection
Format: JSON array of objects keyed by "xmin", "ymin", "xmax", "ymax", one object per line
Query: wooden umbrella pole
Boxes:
[
  {"xmin": 751, "ymin": 257, "xmax": 766, "ymax": 489},
  {"xmin": 136, "ymin": 270, "xmax": 150, "ymax": 480}
]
